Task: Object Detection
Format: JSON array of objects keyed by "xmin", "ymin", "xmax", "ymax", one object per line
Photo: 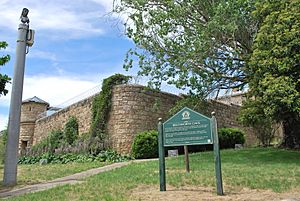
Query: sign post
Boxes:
[
  {"xmin": 158, "ymin": 107, "xmax": 223, "ymax": 195},
  {"xmin": 212, "ymin": 112, "xmax": 224, "ymax": 195},
  {"xmin": 184, "ymin": 145, "xmax": 190, "ymax": 173},
  {"xmin": 158, "ymin": 118, "xmax": 166, "ymax": 191}
]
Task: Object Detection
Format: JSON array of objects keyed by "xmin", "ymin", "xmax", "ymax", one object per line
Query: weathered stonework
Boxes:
[
  {"xmin": 33, "ymin": 95, "xmax": 94, "ymax": 144},
  {"xmin": 107, "ymin": 85, "xmax": 180, "ymax": 153},
  {"xmin": 206, "ymin": 100, "xmax": 257, "ymax": 146},
  {"xmin": 20, "ymin": 100, "xmax": 48, "ymax": 151},
  {"xmin": 22, "ymin": 84, "xmax": 258, "ymax": 154}
]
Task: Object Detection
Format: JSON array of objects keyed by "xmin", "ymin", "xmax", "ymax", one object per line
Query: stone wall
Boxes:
[
  {"xmin": 32, "ymin": 84, "xmax": 257, "ymax": 154},
  {"xmin": 207, "ymin": 100, "xmax": 257, "ymax": 146},
  {"xmin": 33, "ymin": 95, "xmax": 94, "ymax": 144},
  {"xmin": 20, "ymin": 102, "xmax": 48, "ymax": 150},
  {"xmin": 21, "ymin": 102, "xmax": 48, "ymax": 122},
  {"xmin": 107, "ymin": 85, "xmax": 180, "ymax": 153}
]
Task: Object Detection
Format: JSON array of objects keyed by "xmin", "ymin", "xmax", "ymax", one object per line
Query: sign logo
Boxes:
[{"xmin": 182, "ymin": 111, "xmax": 190, "ymax": 120}]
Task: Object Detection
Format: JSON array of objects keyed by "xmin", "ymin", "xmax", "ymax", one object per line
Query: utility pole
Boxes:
[{"xmin": 3, "ymin": 8, "xmax": 34, "ymax": 186}]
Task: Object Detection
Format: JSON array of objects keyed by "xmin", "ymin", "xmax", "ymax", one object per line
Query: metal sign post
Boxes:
[{"xmin": 158, "ymin": 118, "xmax": 166, "ymax": 191}]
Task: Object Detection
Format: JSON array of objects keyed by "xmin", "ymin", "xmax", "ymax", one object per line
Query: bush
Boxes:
[
  {"xmin": 218, "ymin": 128, "xmax": 245, "ymax": 149},
  {"xmin": 131, "ymin": 130, "xmax": 158, "ymax": 159},
  {"xmin": 64, "ymin": 116, "xmax": 79, "ymax": 145},
  {"xmin": 18, "ymin": 150, "xmax": 132, "ymax": 165}
]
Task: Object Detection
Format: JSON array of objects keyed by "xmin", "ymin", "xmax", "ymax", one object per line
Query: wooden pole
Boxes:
[
  {"xmin": 158, "ymin": 118, "xmax": 166, "ymax": 191},
  {"xmin": 184, "ymin": 145, "xmax": 190, "ymax": 173}
]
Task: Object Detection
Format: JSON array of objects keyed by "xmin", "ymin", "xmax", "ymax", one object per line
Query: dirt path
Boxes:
[{"xmin": 130, "ymin": 185, "xmax": 300, "ymax": 201}]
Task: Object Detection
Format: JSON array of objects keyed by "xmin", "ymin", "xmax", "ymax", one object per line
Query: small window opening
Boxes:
[{"xmin": 21, "ymin": 141, "xmax": 28, "ymax": 149}]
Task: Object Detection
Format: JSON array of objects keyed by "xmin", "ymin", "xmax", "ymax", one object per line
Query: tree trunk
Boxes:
[{"xmin": 281, "ymin": 113, "xmax": 300, "ymax": 149}]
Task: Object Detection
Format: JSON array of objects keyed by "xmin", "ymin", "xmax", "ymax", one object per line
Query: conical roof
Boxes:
[{"xmin": 22, "ymin": 96, "xmax": 49, "ymax": 106}]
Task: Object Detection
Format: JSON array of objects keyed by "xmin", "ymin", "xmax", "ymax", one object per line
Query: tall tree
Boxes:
[
  {"xmin": 245, "ymin": 0, "xmax": 300, "ymax": 148},
  {"xmin": 114, "ymin": 0, "xmax": 258, "ymax": 96},
  {"xmin": 0, "ymin": 41, "xmax": 10, "ymax": 96}
]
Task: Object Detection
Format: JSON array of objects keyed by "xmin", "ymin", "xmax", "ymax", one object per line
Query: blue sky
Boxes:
[{"xmin": 0, "ymin": 0, "xmax": 138, "ymax": 130}]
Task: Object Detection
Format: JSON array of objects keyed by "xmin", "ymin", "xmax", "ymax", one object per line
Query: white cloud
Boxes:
[
  {"xmin": 0, "ymin": 72, "xmax": 122, "ymax": 130},
  {"xmin": 0, "ymin": 0, "xmax": 115, "ymax": 40},
  {"xmin": 27, "ymin": 49, "xmax": 57, "ymax": 61},
  {"xmin": 0, "ymin": 114, "xmax": 8, "ymax": 131},
  {"xmin": 0, "ymin": 73, "xmax": 101, "ymax": 118},
  {"xmin": 22, "ymin": 74, "xmax": 100, "ymax": 106}
]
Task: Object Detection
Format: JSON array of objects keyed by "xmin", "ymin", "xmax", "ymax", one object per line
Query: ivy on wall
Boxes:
[{"xmin": 90, "ymin": 74, "xmax": 131, "ymax": 143}]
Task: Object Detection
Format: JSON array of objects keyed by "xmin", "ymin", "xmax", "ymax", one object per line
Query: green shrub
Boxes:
[
  {"xmin": 64, "ymin": 116, "xmax": 79, "ymax": 145},
  {"xmin": 131, "ymin": 130, "xmax": 158, "ymax": 159},
  {"xmin": 48, "ymin": 130, "xmax": 64, "ymax": 151},
  {"xmin": 18, "ymin": 150, "xmax": 132, "ymax": 164},
  {"xmin": 218, "ymin": 128, "xmax": 245, "ymax": 149},
  {"xmin": 27, "ymin": 129, "xmax": 64, "ymax": 156},
  {"xmin": 0, "ymin": 128, "xmax": 7, "ymax": 163}
]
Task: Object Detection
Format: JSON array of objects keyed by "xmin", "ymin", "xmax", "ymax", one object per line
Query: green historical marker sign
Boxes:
[
  {"xmin": 163, "ymin": 107, "xmax": 213, "ymax": 146},
  {"xmin": 158, "ymin": 107, "xmax": 224, "ymax": 195}
]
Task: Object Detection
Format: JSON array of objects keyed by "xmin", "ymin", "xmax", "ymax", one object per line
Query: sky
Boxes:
[{"xmin": 0, "ymin": 0, "xmax": 138, "ymax": 130}]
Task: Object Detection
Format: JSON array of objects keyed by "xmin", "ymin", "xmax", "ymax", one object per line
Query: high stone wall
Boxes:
[
  {"xmin": 33, "ymin": 95, "xmax": 94, "ymax": 144},
  {"xmin": 107, "ymin": 85, "xmax": 180, "ymax": 153},
  {"xmin": 32, "ymin": 84, "xmax": 257, "ymax": 154}
]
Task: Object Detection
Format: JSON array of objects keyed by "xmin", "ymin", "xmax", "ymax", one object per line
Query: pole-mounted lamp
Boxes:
[{"xmin": 3, "ymin": 8, "xmax": 34, "ymax": 186}]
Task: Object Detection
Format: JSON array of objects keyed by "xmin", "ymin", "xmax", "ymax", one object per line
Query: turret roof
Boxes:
[{"xmin": 22, "ymin": 96, "xmax": 49, "ymax": 106}]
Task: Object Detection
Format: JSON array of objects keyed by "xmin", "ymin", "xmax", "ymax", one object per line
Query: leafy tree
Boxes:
[
  {"xmin": 239, "ymin": 99, "xmax": 274, "ymax": 146},
  {"xmin": 0, "ymin": 41, "xmax": 11, "ymax": 96},
  {"xmin": 114, "ymin": 0, "xmax": 258, "ymax": 95},
  {"xmin": 245, "ymin": 0, "xmax": 300, "ymax": 148}
]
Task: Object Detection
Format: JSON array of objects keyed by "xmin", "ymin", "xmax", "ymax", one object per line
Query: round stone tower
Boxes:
[{"xmin": 19, "ymin": 96, "xmax": 49, "ymax": 153}]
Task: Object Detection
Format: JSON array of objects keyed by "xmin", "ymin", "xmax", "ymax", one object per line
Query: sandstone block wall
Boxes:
[
  {"xmin": 107, "ymin": 85, "xmax": 180, "ymax": 153},
  {"xmin": 207, "ymin": 100, "xmax": 257, "ymax": 146},
  {"xmin": 20, "ymin": 102, "xmax": 48, "ymax": 150},
  {"xmin": 19, "ymin": 122, "xmax": 35, "ymax": 146},
  {"xmin": 33, "ymin": 95, "xmax": 94, "ymax": 144},
  {"xmin": 32, "ymin": 84, "xmax": 257, "ymax": 154},
  {"xmin": 21, "ymin": 102, "xmax": 48, "ymax": 123}
]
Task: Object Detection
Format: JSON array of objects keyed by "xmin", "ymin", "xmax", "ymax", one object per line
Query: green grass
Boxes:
[
  {"xmin": 5, "ymin": 148, "xmax": 300, "ymax": 201},
  {"xmin": 0, "ymin": 161, "xmax": 109, "ymax": 189}
]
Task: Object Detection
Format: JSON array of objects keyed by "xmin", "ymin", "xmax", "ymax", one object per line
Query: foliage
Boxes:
[
  {"xmin": 48, "ymin": 130, "xmax": 65, "ymax": 152},
  {"xmin": 114, "ymin": 0, "xmax": 258, "ymax": 96},
  {"xmin": 29, "ymin": 130, "xmax": 64, "ymax": 155},
  {"xmin": 0, "ymin": 128, "xmax": 7, "ymax": 163},
  {"xmin": 244, "ymin": 0, "xmax": 300, "ymax": 148},
  {"xmin": 0, "ymin": 41, "xmax": 11, "ymax": 96},
  {"xmin": 239, "ymin": 99, "xmax": 274, "ymax": 146},
  {"xmin": 18, "ymin": 150, "xmax": 132, "ymax": 165},
  {"xmin": 64, "ymin": 116, "xmax": 79, "ymax": 145},
  {"xmin": 218, "ymin": 128, "xmax": 245, "ymax": 149},
  {"xmin": 90, "ymin": 74, "xmax": 131, "ymax": 144},
  {"xmin": 131, "ymin": 130, "xmax": 158, "ymax": 159}
]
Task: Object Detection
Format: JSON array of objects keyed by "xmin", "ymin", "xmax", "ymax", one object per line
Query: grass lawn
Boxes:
[
  {"xmin": 0, "ymin": 161, "xmax": 109, "ymax": 189},
  {"xmin": 4, "ymin": 147, "xmax": 300, "ymax": 201}
]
